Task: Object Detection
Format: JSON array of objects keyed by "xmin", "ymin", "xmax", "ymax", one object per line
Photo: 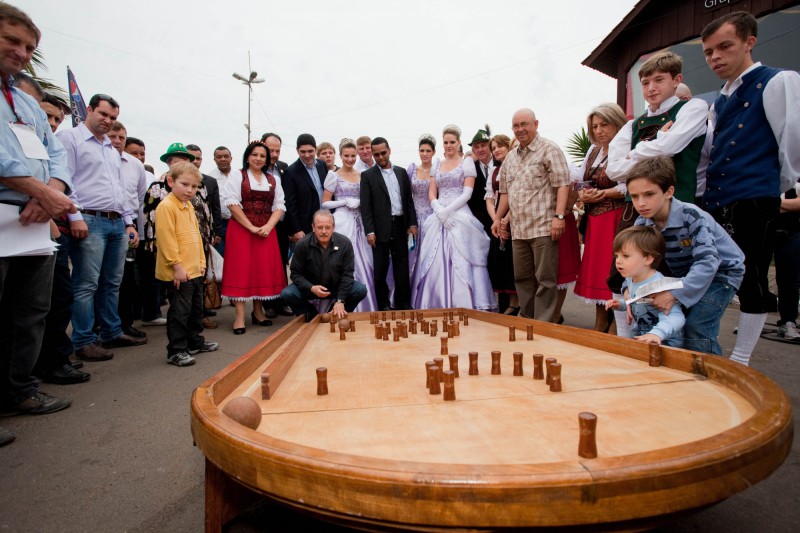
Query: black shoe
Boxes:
[
  {"xmin": 1, "ymin": 391, "xmax": 71, "ymax": 416},
  {"xmin": 233, "ymin": 327, "xmax": 246, "ymax": 335},
  {"xmin": 101, "ymin": 333, "xmax": 147, "ymax": 348},
  {"xmin": 122, "ymin": 326, "xmax": 147, "ymax": 338},
  {"xmin": 69, "ymin": 360, "xmax": 84, "ymax": 370},
  {"xmin": 276, "ymin": 305, "xmax": 294, "ymax": 316},
  {"xmin": 0, "ymin": 426, "xmax": 15, "ymax": 446},
  {"xmin": 265, "ymin": 307, "xmax": 278, "ymax": 319},
  {"xmin": 251, "ymin": 312, "xmax": 272, "ymax": 326},
  {"xmin": 204, "ymin": 309, "xmax": 217, "ymax": 317},
  {"xmin": 42, "ymin": 364, "xmax": 91, "ymax": 385}
]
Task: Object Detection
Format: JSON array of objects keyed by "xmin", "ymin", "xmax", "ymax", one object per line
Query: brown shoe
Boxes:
[
  {"xmin": 76, "ymin": 343, "xmax": 114, "ymax": 362},
  {"xmin": 202, "ymin": 317, "xmax": 218, "ymax": 329},
  {"xmin": 101, "ymin": 333, "xmax": 147, "ymax": 349}
]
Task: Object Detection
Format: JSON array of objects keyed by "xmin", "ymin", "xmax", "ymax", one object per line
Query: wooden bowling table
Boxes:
[{"xmin": 190, "ymin": 309, "xmax": 793, "ymax": 532}]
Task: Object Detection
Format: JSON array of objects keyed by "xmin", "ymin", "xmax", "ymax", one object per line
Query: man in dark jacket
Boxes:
[{"xmin": 281, "ymin": 210, "xmax": 367, "ymax": 321}]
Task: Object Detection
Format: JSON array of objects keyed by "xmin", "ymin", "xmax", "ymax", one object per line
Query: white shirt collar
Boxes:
[
  {"xmin": 647, "ymin": 95, "xmax": 680, "ymax": 116},
  {"xmin": 721, "ymin": 61, "xmax": 761, "ymax": 97}
]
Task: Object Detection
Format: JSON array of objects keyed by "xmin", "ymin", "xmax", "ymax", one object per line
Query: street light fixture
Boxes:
[{"xmin": 232, "ymin": 53, "xmax": 265, "ymax": 143}]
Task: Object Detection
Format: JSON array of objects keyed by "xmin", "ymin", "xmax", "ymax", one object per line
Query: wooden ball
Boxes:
[
  {"xmin": 320, "ymin": 313, "xmax": 331, "ymax": 323},
  {"xmin": 338, "ymin": 318, "xmax": 351, "ymax": 331},
  {"xmin": 221, "ymin": 396, "xmax": 262, "ymax": 430}
]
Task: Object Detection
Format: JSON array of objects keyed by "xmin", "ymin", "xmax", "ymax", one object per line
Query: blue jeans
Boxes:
[
  {"xmin": 69, "ymin": 215, "xmax": 127, "ymax": 349},
  {"xmin": 774, "ymin": 230, "xmax": 799, "ymax": 325},
  {"xmin": 214, "ymin": 218, "xmax": 228, "ymax": 257},
  {"xmin": 683, "ymin": 280, "xmax": 737, "ymax": 355},
  {"xmin": 281, "ymin": 281, "xmax": 368, "ymax": 317}
]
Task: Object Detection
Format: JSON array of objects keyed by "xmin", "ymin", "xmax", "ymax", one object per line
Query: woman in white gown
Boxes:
[
  {"xmin": 320, "ymin": 138, "xmax": 377, "ymax": 312},
  {"xmin": 412, "ymin": 125, "xmax": 496, "ymax": 310}
]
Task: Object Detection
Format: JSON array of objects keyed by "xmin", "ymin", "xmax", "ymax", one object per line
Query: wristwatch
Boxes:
[
  {"xmin": 337, "ymin": 299, "xmax": 345, "ymax": 305},
  {"xmin": 553, "ymin": 214, "xmax": 565, "ymax": 220}
]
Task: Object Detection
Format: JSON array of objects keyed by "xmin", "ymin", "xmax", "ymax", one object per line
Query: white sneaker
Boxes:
[
  {"xmin": 141, "ymin": 318, "xmax": 167, "ymax": 326},
  {"xmin": 167, "ymin": 352, "xmax": 196, "ymax": 367},
  {"xmin": 778, "ymin": 322, "xmax": 799, "ymax": 340}
]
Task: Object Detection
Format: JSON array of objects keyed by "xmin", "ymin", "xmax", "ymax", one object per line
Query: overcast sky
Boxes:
[{"xmin": 21, "ymin": 0, "xmax": 638, "ymax": 174}]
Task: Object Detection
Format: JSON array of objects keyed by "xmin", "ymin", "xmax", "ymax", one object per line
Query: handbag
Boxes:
[{"xmin": 204, "ymin": 278, "xmax": 222, "ymax": 309}]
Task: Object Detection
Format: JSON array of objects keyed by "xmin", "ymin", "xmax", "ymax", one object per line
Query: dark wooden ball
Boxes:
[{"xmin": 221, "ymin": 396, "xmax": 262, "ymax": 430}]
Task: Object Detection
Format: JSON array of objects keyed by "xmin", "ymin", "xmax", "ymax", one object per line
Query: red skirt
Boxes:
[
  {"xmin": 557, "ymin": 212, "xmax": 581, "ymax": 288},
  {"xmin": 573, "ymin": 207, "xmax": 624, "ymax": 303},
  {"xmin": 221, "ymin": 218, "xmax": 287, "ymax": 300}
]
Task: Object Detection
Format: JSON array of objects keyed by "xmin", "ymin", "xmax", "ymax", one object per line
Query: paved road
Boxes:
[{"xmin": 1, "ymin": 296, "xmax": 797, "ymax": 532}]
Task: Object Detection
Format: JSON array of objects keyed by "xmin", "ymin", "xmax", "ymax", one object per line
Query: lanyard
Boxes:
[{"xmin": 1, "ymin": 84, "xmax": 23, "ymax": 124}]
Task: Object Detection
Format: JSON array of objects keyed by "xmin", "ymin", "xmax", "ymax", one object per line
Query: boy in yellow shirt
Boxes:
[{"xmin": 155, "ymin": 162, "xmax": 219, "ymax": 366}]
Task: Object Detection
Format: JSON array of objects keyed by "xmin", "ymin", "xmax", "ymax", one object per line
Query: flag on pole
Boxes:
[{"xmin": 67, "ymin": 66, "xmax": 87, "ymax": 127}]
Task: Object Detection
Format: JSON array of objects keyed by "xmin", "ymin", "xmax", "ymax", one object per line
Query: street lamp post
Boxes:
[{"xmin": 233, "ymin": 54, "xmax": 264, "ymax": 143}]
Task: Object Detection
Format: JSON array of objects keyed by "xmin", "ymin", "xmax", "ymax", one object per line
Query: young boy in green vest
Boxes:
[{"xmin": 605, "ymin": 51, "xmax": 709, "ymax": 337}]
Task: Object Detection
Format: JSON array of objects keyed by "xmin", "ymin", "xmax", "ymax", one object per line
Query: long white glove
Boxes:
[
  {"xmin": 344, "ymin": 197, "xmax": 360, "ymax": 209},
  {"xmin": 321, "ymin": 199, "xmax": 346, "ymax": 210},
  {"xmin": 441, "ymin": 186, "xmax": 473, "ymax": 219}
]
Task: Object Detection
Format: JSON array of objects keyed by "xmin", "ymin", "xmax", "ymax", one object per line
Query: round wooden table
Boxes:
[{"xmin": 191, "ymin": 309, "xmax": 793, "ymax": 532}]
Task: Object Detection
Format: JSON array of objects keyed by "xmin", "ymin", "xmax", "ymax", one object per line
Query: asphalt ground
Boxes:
[{"xmin": 1, "ymin": 294, "xmax": 797, "ymax": 532}]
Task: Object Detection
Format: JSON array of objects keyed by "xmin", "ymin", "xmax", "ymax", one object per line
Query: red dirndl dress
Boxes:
[
  {"xmin": 221, "ymin": 170, "xmax": 287, "ymax": 301},
  {"xmin": 557, "ymin": 211, "xmax": 581, "ymax": 289},
  {"xmin": 573, "ymin": 147, "xmax": 625, "ymax": 303}
]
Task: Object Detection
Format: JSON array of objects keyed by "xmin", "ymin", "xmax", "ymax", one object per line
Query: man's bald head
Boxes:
[
  {"xmin": 675, "ymin": 83, "xmax": 692, "ymax": 101},
  {"xmin": 511, "ymin": 108, "xmax": 539, "ymax": 148}
]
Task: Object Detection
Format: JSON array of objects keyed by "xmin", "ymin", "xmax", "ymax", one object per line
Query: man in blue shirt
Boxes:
[
  {"xmin": 0, "ymin": 4, "xmax": 76, "ymax": 437},
  {"xmin": 57, "ymin": 94, "xmax": 147, "ymax": 362}
]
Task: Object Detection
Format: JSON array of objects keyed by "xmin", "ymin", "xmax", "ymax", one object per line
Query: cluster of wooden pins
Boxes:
[
  {"xmin": 426, "ymin": 356, "xmax": 457, "ymax": 401},
  {"xmin": 367, "ymin": 310, "xmax": 470, "ymax": 343}
]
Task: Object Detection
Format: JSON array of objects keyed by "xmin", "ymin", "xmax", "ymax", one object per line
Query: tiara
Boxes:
[
  {"xmin": 418, "ymin": 133, "xmax": 436, "ymax": 146},
  {"xmin": 443, "ymin": 124, "xmax": 462, "ymax": 137}
]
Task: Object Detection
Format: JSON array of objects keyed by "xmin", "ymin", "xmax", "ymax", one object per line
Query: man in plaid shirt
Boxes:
[{"xmin": 492, "ymin": 108, "xmax": 570, "ymax": 321}]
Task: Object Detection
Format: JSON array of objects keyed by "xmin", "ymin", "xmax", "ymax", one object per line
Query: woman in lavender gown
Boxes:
[
  {"xmin": 408, "ymin": 134, "xmax": 436, "ymax": 302},
  {"xmin": 320, "ymin": 138, "xmax": 377, "ymax": 312},
  {"xmin": 413, "ymin": 125, "xmax": 496, "ymax": 311}
]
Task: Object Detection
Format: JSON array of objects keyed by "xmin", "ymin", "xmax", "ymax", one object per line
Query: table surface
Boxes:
[
  {"xmin": 192, "ymin": 309, "xmax": 793, "ymax": 532},
  {"xmin": 221, "ymin": 317, "xmax": 754, "ymax": 466}
]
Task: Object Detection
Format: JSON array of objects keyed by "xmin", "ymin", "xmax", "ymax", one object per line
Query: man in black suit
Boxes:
[
  {"xmin": 262, "ymin": 132, "xmax": 290, "ymax": 265},
  {"xmin": 260, "ymin": 132, "xmax": 294, "ymax": 318},
  {"xmin": 360, "ymin": 137, "xmax": 417, "ymax": 310},
  {"xmin": 186, "ymin": 144, "xmax": 222, "ymax": 329},
  {"xmin": 468, "ymin": 128, "xmax": 495, "ymax": 236},
  {"xmin": 283, "ymin": 133, "xmax": 328, "ymax": 244}
]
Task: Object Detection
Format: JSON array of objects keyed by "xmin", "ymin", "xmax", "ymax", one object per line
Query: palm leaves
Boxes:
[
  {"xmin": 565, "ymin": 127, "xmax": 591, "ymax": 164},
  {"xmin": 24, "ymin": 49, "xmax": 69, "ymax": 109}
]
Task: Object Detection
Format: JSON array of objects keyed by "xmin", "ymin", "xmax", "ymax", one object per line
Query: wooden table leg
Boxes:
[{"xmin": 205, "ymin": 459, "xmax": 260, "ymax": 532}]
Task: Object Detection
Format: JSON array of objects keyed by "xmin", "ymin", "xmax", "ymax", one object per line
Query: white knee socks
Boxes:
[{"xmin": 729, "ymin": 312, "xmax": 767, "ymax": 366}]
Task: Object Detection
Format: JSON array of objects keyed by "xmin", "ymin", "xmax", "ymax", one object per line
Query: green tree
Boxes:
[
  {"xmin": 565, "ymin": 127, "xmax": 591, "ymax": 164},
  {"xmin": 25, "ymin": 49, "xmax": 69, "ymax": 108}
]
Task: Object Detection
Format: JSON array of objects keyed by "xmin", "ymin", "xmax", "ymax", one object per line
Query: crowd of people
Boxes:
[{"xmin": 1, "ymin": 5, "xmax": 798, "ymax": 449}]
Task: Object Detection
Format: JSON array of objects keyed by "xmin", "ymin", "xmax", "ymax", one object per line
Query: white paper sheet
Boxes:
[{"xmin": 0, "ymin": 204, "xmax": 58, "ymax": 257}]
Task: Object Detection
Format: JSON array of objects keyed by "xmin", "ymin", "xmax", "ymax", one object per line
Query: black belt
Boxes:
[
  {"xmin": 391, "ymin": 215, "xmax": 404, "ymax": 221},
  {"xmin": 83, "ymin": 209, "xmax": 121, "ymax": 219}
]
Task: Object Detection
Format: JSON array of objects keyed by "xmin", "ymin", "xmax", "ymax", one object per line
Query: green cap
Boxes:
[
  {"xmin": 160, "ymin": 142, "xmax": 196, "ymax": 163},
  {"xmin": 468, "ymin": 129, "xmax": 491, "ymax": 146}
]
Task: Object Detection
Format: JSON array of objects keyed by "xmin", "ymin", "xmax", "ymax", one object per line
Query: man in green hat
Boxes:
[
  {"xmin": 468, "ymin": 128, "xmax": 495, "ymax": 237},
  {"xmin": 159, "ymin": 142, "xmax": 196, "ymax": 164}
]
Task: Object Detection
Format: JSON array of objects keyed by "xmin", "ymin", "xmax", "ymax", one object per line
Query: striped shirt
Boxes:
[
  {"xmin": 635, "ymin": 198, "xmax": 744, "ymax": 307},
  {"xmin": 498, "ymin": 133, "xmax": 570, "ymax": 239}
]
